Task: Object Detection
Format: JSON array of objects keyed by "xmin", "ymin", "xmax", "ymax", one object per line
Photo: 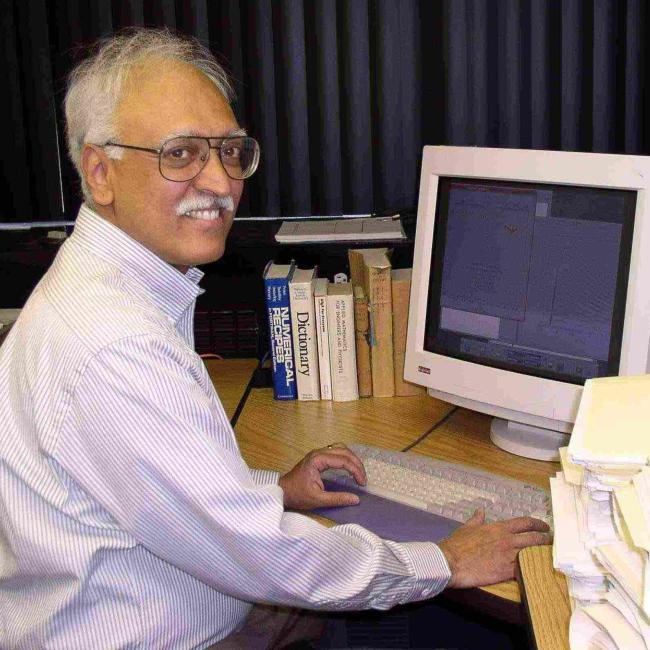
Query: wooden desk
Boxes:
[
  {"xmin": 234, "ymin": 387, "xmax": 452, "ymax": 472},
  {"xmin": 233, "ymin": 384, "xmax": 560, "ymax": 621},
  {"xmin": 517, "ymin": 546, "xmax": 571, "ymax": 650},
  {"xmin": 203, "ymin": 358, "xmax": 258, "ymax": 420}
]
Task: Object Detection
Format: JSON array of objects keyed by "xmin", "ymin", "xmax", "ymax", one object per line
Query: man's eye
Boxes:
[
  {"xmin": 162, "ymin": 143, "xmax": 203, "ymax": 168},
  {"xmin": 222, "ymin": 145, "xmax": 242, "ymax": 159},
  {"xmin": 168, "ymin": 148, "xmax": 192, "ymax": 159}
]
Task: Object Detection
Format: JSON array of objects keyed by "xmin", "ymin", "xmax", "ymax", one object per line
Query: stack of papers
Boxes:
[
  {"xmin": 553, "ymin": 374, "xmax": 650, "ymax": 649},
  {"xmin": 275, "ymin": 216, "xmax": 405, "ymax": 243},
  {"xmin": 551, "ymin": 472, "xmax": 608, "ymax": 601}
]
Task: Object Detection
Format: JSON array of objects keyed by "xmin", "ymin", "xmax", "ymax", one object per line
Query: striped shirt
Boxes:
[{"xmin": 0, "ymin": 204, "xmax": 451, "ymax": 649}]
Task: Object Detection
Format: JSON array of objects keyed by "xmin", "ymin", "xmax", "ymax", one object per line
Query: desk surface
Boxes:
[
  {"xmin": 234, "ymin": 388, "xmax": 453, "ymax": 471},
  {"xmin": 233, "ymin": 380, "xmax": 560, "ymax": 617},
  {"xmin": 204, "ymin": 358, "xmax": 257, "ymax": 420},
  {"xmin": 518, "ymin": 545, "xmax": 571, "ymax": 650}
]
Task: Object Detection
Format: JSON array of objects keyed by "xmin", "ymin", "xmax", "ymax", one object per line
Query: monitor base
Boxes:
[{"xmin": 490, "ymin": 418, "xmax": 567, "ymax": 461}]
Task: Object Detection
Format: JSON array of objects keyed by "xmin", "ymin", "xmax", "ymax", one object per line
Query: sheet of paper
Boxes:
[
  {"xmin": 569, "ymin": 375, "xmax": 650, "ymax": 466},
  {"xmin": 570, "ymin": 606, "xmax": 619, "ymax": 650},
  {"xmin": 582, "ymin": 602, "xmax": 645, "ymax": 650},
  {"xmin": 583, "ymin": 490, "xmax": 618, "ymax": 546},
  {"xmin": 633, "ymin": 469, "xmax": 650, "ymax": 532},
  {"xmin": 608, "ymin": 576, "xmax": 650, "ymax": 648},
  {"xmin": 561, "ymin": 446, "xmax": 585, "ymax": 486},
  {"xmin": 552, "ymin": 474, "xmax": 606, "ymax": 581},
  {"xmin": 595, "ymin": 542, "xmax": 645, "ymax": 611},
  {"xmin": 614, "ymin": 485, "xmax": 650, "ymax": 553}
]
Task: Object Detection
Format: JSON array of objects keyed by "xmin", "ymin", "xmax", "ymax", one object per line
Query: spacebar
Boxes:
[{"xmin": 357, "ymin": 484, "xmax": 429, "ymax": 511}]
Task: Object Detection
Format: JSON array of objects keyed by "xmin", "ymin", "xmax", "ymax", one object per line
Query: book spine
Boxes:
[
  {"xmin": 315, "ymin": 293, "xmax": 333, "ymax": 400},
  {"xmin": 354, "ymin": 288, "xmax": 373, "ymax": 397},
  {"xmin": 264, "ymin": 277, "xmax": 297, "ymax": 400},
  {"xmin": 290, "ymin": 281, "xmax": 320, "ymax": 401},
  {"xmin": 327, "ymin": 289, "xmax": 359, "ymax": 402},
  {"xmin": 392, "ymin": 273, "xmax": 425, "ymax": 396},
  {"xmin": 348, "ymin": 249, "xmax": 365, "ymax": 287},
  {"xmin": 367, "ymin": 266, "xmax": 395, "ymax": 397}
]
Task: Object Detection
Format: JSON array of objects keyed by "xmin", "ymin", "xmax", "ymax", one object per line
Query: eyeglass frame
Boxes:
[{"xmin": 100, "ymin": 134, "xmax": 261, "ymax": 182}]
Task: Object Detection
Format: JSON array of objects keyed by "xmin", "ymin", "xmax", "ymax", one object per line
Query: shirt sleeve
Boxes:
[
  {"xmin": 249, "ymin": 468, "xmax": 280, "ymax": 487},
  {"xmin": 56, "ymin": 334, "xmax": 451, "ymax": 611}
]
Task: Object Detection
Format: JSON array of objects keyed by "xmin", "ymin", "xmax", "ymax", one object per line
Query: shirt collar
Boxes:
[{"xmin": 70, "ymin": 204, "xmax": 205, "ymax": 322}]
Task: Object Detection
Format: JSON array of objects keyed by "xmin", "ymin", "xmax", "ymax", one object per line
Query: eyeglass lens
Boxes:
[{"xmin": 159, "ymin": 136, "xmax": 259, "ymax": 182}]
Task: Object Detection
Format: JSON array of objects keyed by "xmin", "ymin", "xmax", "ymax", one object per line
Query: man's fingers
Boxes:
[
  {"xmin": 513, "ymin": 531, "xmax": 553, "ymax": 549},
  {"xmin": 465, "ymin": 509, "xmax": 485, "ymax": 526},
  {"xmin": 501, "ymin": 516, "xmax": 550, "ymax": 534},
  {"xmin": 314, "ymin": 450, "xmax": 367, "ymax": 486},
  {"xmin": 319, "ymin": 490, "xmax": 360, "ymax": 508}
]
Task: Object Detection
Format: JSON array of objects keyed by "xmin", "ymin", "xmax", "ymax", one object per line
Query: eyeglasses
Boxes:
[{"xmin": 102, "ymin": 135, "xmax": 260, "ymax": 182}]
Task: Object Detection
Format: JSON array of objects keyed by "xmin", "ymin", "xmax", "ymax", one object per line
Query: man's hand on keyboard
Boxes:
[
  {"xmin": 438, "ymin": 510, "xmax": 551, "ymax": 588},
  {"xmin": 278, "ymin": 443, "xmax": 367, "ymax": 510}
]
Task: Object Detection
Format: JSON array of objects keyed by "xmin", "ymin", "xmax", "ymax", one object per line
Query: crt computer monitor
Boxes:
[{"xmin": 404, "ymin": 146, "xmax": 650, "ymax": 461}]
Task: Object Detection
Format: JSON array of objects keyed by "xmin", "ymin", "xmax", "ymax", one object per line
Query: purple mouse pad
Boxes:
[{"xmin": 314, "ymin": 480, "xmax": 461, "ymax": 543}]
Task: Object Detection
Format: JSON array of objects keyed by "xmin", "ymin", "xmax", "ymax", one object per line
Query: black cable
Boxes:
[
  {"xmin": 229, "ymin": 353, "xmax": 269, "ymax": 428},
  {"xmin": 400, "ymin": 406, "xmax": 460, "ymax": 452}
]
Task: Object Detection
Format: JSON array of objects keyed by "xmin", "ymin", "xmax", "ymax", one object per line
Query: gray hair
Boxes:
[{"xmin": 64, "ymin": 28, "xmax": 235, "ymax": 205}]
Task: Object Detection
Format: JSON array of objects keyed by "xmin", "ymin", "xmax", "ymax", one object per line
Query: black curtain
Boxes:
[{"xmin": 2, "ymin": 0, "xmax": 649, "ymax": 224}]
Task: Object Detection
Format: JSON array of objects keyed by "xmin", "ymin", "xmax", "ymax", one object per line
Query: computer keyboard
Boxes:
[{"xmin": 321, "ymin": 444, "xmax": 553, "ymax": 529}]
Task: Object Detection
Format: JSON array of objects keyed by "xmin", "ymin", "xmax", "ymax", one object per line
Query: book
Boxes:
[
  {"xmin": 313, "ymin": 278, "xmax": 332, "ymax": 400},
  {"xmin": 391, "ymin": 269, "xmax": 425, "ymax": 396},
  {"xmin": 353, "ymin": 285, "xmax": 372, "ymax": 397},
  {"xmin": 275, "ymin": 216, "xmax": 405, "ymax": 243},
  {"xmin": 289, "ymin": 268, "xmax": 320, "ymax": 401},
  {"xmin": 326, "ymin": 282, "xmax": 359, "ymax": 401},
  {"xmin": 348, "ymin": 248, "xmax": 395, "ymax": 397},
  {"xmin": 263, "ymin": 261, "xmax": 297, "ymax": 400}
]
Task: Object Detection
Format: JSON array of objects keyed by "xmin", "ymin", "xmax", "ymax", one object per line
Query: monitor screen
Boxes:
[{"xmin": 424, "ymin": 177, "xmax": 636, "ymax": 386}]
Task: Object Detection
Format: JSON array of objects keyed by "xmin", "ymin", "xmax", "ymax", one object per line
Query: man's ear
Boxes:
[{"xmin": 81, "ymin": 145, "xmax": 115, "ymax": 206}]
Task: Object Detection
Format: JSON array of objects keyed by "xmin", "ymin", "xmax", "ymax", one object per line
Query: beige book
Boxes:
[
  {"xmin": 326, "ymin": 282, "xmax": 359, "ymax": 401},
  {"xmin": 391, "ymin": 269, "xmax": 424, "ymax": 396},
  {"xmin": 348, "ymin": 248, "xmax": 394, "ymax": 397},
  {"xmin": 313, "ymin": 278, "xmax": 332, "ymax": 400},
  {"xmin": 289, "ymin": 268, "xmax": 320, "ymax": 400},
  {"xmin": 353, "ymin": 285, "xmax": 372, "ymax": 397}
]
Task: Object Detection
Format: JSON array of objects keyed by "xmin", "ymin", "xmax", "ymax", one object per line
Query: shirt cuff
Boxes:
[{"xmin": 399, "ymin": 542, "xmax": 452, "ymax": 599}]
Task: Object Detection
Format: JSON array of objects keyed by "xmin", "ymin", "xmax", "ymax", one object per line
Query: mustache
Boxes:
[{"xmin": 176, "ymin": 194, "xmax": 234, "ymax": 216}]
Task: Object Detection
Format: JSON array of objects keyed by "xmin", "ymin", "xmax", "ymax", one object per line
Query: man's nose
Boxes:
[{"xmin": 192, "ymin": 150, "xmax": 232, "ymax": 195}]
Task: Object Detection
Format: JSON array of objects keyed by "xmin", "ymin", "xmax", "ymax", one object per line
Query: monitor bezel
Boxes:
[{"xmin": 404, "ymin": 146, "xmax": 650, "ymax": 430}]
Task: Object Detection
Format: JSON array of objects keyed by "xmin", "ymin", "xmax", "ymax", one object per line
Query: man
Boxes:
[{"xmin": 0, "ymin": 29, "xmax": 550, "ymax": 648}]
